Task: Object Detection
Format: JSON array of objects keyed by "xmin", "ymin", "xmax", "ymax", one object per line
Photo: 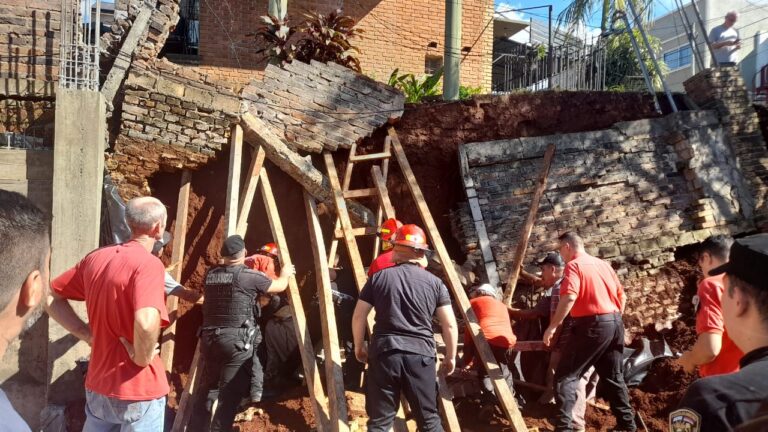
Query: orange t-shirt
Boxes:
[
  {"xmin": 463, "ymin": 296, "xmax": 516, "ymax": 366},
  {"xmin": 244, "ymin": 254, "xmax": 277, "ymax": 280},
  {"xmin": 696, "ymin": 274, "xmax": 744, "ymax": 377},
  {"xmin": 368, "ymin": 250, "xmax": 395, "ymax": 276},
  {"xmin": 562, "ymin": 252, "xmax": 623, "ymax": 318}
]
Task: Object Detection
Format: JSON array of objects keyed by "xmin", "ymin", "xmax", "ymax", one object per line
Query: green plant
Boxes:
[
  {"xmin": 603, "ymin": 27, "xmax": 667, "ymax": 91},
  {"xmin": 558, "ymin": 0, "xmax": 653, "ymax": 32},
  {"xmin": 248, "ymin": 15, "xmax": 298, "ymax": 67},
  {"xmin": 387, "ymin": 68, "xmax": 443, "ymax": 103},
  {"xmin": 459, "ymin": 85, "xmax": 483, "ymax": 100}
]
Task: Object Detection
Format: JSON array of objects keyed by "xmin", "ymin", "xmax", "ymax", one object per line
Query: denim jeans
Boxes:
[{"xmin": 84, "ymin": 390, "xmax": 165, "ymax": 432}]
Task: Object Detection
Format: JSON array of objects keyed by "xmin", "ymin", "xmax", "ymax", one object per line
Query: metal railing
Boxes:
[
  {"xmin": 492, "ymin": 40, "xmax": 607, "ymax": 93},
  {"xmin": 59, "ymin": 0, "xmax": 101, "ymax": 90}
]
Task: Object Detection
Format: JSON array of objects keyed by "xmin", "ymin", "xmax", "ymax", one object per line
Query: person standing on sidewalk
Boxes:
[
  {"xmin": 543, "ymin": 232, "xmax": 636, "ymax": 432},
  {"xmin": 48, "ymin": 197, "xmax": 170, "ymax": 431}
]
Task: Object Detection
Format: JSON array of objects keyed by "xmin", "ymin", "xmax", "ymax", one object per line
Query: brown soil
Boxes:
[{"xmin": 755, "ymin": 104, "xmax": 768, "ymax": 146}]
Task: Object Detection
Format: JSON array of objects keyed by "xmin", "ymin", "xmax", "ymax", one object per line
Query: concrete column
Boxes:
[
  {"xmin": 443, "ymin": 0, "xmax": 461, "ymax": 100},
  {"xmin": 48, "ymin": 89, "xmax": 106, "ymax": 406},
  {"xmin": 268, "ymin": 0, "xmax": 287, "ymax": 19}
]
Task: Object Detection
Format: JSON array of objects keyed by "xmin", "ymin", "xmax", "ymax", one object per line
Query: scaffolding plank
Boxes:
[
  {"xmin": 225, "ymin": 124, "xmax": 243, "ymax": 236},
  {"xmin": 343, "ymin": 188, "xmax": 378, "ymax": 199},
  {"xmin": 388, "ymin": 127, "xmax": 527, "ymax": 432},
  {"xmin": 371, "ymin": 166, "xmax": 396, "ymax": 220},
  {"xmin": 236, "ymin": 145, "xmax": 266, "ymax": 237},
  {"xmin": 172, "ymin": 342, "xmax": 203, "ymax": 431}
]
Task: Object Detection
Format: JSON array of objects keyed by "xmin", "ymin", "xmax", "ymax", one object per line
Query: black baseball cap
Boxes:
[
  {"xmin": 221, "ymin": 235, "xmax": 246, "ymax": 257},
  {"xmin": 709, "ymin": 233, "xmax": 768, "ymax": 290},
  {"xmin": 537, "ymin": 252, "xmax": 565, "ymax": 268}
]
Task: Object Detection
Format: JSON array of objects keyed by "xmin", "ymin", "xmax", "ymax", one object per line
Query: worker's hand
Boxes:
[
  {"xmin": 258, "ymin": 295, "xmax": 271, "ymax": 307},
  {"xmin": 355, "ymin": 342, "xmax": 368, "ymax": 364},
  {"xmin": 281, "ymin": 264, "xmax": 296, "ymax": 278},
  {"xmin": 120, "ymin": 337, "xmax": 160, "ymax": 366},
  {"xmin": 676, "ymin": 353, "xmax": 696, "ymax": 373},
  {"xmin": 542, "ymin": 325, "xmax": 558, "ymax": 347},
  {"xmin": 439, "ymin": 357, "xmax": 456, "ymax": 376}
]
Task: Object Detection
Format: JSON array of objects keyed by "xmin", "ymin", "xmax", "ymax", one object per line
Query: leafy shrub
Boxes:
[
  {"xmin": 387, "ymin": 68, "xmax": 443, "ymax": 103},
  {"xmin": 459, "ymin": 85, "xmax": 484, "ymax": 100},
  {"xmin": 248, "ymin": 15, "xmax": 297, "ymax": 67}
]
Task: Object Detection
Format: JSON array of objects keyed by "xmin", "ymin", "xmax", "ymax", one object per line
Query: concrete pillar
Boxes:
[
  {"xmin": 443, "ymin": 0, "xmax": 461, "ymax": 100},
  {"xmin": 48, "ymin": 89, "xmax": 106, "ymax": 406},
  {"xmin": 268, "ymin": 0, "xmax": 287, "ymax": 19}
]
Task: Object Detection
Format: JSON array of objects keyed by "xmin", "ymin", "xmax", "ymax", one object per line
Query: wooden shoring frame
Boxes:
[{"xmin": 387, "ymin": 127, "xmax": 528, "ymax": 432}]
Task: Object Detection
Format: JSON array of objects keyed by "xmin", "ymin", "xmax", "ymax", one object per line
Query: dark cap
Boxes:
[
  {"xmin": 152, "ymin": 231, "xmax": 172, "ymax": 255},
  {"xmin": 537, "ymin": 252, "xmax": 565, "ymax": 268},
  {"xmin": 221, "ymin": 235, "xmax": 245, "ymax": 257},
  {"xmin": 709, "ymin": 233, "xmax": 768, "ymax": 290}
]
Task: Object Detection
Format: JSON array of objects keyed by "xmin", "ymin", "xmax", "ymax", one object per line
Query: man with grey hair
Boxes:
[
  {"xmin": 709, "ymin": 11, "xmax": 740, "ymax": 66},
  {"xmin": 48, "ymin": 196, "xmax": 170, "ymax": 431},
  {"xmin": 0, "ymin": 191, "xmax": 52, "ymax": 431}
]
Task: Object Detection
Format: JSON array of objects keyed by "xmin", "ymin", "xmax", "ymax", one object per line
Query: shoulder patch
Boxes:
[{"xmin": 670, "ymin": 408, "xmax": 701, "ymax": 432}]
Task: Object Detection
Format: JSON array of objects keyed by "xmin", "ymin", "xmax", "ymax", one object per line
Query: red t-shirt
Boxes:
[
  {"xmin": 244, "ymin": 254, "xmax": 277, "ymax": 279},
  {"xmin": 368, "ymin": 250, "xmax": 395, "ymax": 276},
  {"xmin": 562, "ymin": 252, "xmax": 624, "ymax": 318},
  {"xmin": 463, "ymin": 296, "xmax": 517, "ymax": 365},
  {"xmin": 696, "ymin": 274, "xmax": 744, "ymax": 377},
  {"xmin": 52, "ymin": 241, "xmax": 170, "ymax": 400}
]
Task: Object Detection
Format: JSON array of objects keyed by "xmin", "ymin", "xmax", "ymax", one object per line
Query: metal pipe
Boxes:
[
  {"xmin": 619, "ymin": 12, "xmax": 662, "ymax": 113},
  {"xmin": 626, "ymin": 0, "xmax": 678, "ymax": 112},
  {"xmin": 547, "ymin": 5, "xmax": 553, "ymax": 89},
  {"xmin": 443, "ymin": 0, "xmax": 461, "ymax": 100},
  {"xmin": 690, "ymin": 0, "xmax": 717, "ymax": 67},
  {"xmin": 674, "ymin": 0, "xmax": 704, "ymax": 72}
]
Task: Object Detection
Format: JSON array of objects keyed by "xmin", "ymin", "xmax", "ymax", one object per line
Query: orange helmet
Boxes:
[
  {"xmin": 393, "ymin": 224, "xmax": 430, "ymax": 251},
  {"xmin": 259, "ymin": 242, "xmax": 279, "ymax": 258},
  {"xmin": 378, "ymin": 218, "xmax": 403, "ymax": 242}
]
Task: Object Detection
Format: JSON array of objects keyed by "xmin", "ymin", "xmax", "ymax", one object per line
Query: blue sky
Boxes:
[{"xmin": 495, "ymin": 0, "xmax": 680, "ymax": 29}]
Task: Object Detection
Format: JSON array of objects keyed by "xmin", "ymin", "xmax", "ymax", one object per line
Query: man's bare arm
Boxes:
[
  {"xmin": 131, "ymin": 307, "xmax": 161, "ymax": 367},
  {"xmin": 352, "ymin": 300, "xmax": 373, "ymax": 363},
  {"xmin": 436, "ymin": 305, "xmax": 458, "ymax": 375},
  {"xmin": 678, "ymin": 332, "xmax": 722, "ymax": 372},
  {"xmin": 543, "ymin": 293, "xmax": 577, "ymax": 347},
  {"xmin": 45, "ymin": 291, "xmax": 92, "ymax": 345},
  {"xmin": 266, "ymin": 264, "xmax": 296, "ymax": 293},
  {"xmin": 177, "ymin": 287, "xmax": 202, "ymax": 303}
]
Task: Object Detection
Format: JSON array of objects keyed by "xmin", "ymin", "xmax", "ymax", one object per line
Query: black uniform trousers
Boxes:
[
  {"xmin": 366, "ymin": 349, "xmax": 442, "ymax": 432},
  {"xmin": 190, "ymin": 326, "xmax": 260, "ymax": 432},
  {"xmin": 554, "ymin": 312, "xmax": 635, "ymax": 432}
]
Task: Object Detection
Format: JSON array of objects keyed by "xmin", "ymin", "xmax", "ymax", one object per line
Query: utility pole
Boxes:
[
  {"xmin": 443, "ymin": 0, "xmax": 461, "ymax": 100},
  {"xmin": 269, "ymin": 0, "xmax": 287, "ymax": 19}
]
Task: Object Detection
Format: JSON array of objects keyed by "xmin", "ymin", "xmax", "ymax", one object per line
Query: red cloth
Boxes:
[
  {"xmin": 463, "ymin": 296, "xmax": 517, "ymax": 366},
  {"xmin": 562, "ymin": 252, "xmax": 624, "ymax": 318},
  {"xmin": 696, "ymin": 274, "xmax": 744, "ymax": 377},
  {"xmin": 244, "ymin": 254, "xmax": 277, "ymax": 279},
  {"xmin": 368, "ymin": 250, "xmax": 395, "ymax": 276},
  {"xmin": 51, "ymin": 241, "xmax": 170, "ymax": 400}
]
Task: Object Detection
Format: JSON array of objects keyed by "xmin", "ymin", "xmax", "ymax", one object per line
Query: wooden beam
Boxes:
[
  {"xmin": 259, "ymin": 168, "xmax": 330, "ymax": 431},
  {"xmin": 388, "ymin": 127, "xmax": 528, "ymax": 432},
  {"xmin": 502, "ymin": 144, "xmax": 556, "ymax": 306},
  {"xmin": 236, "ymin": 145, "xmax": 266, "ymax": 237},
  {"xmin": 513, "ymin": 340, "xmax": 547, "ymax": 352},
  {"xmin": 161, "ymin": 169, "xmax": 192, "ymax": 373},
  {"xmin": 304, "ymin": 192, "xmax": 350, "ymax": 432},
  {"xmin": 172, "ymin": 343, "xmax": 203, "ymax": 431},
  {"xmin": 334, "ymin": 227, "xmax": 378, "ymax": 238},
  {"xmin": 343, "ymin": 188, "xmax": 378, "ymax": 199},
  {"xmin": 372, "ymin": 137, "xmax": 393, "ymax": 258},
  {"xmin": 438, "ymin": 370, "xmax": 462, "ymax": 432},
  {"xmin": 349, "ymin": 152, "xmax": 391, "ymax": 162},
  {"xmin": 225, "ymin": 124, "xmax": 243, "ymax": 237},
  {"xmin": 371, "ymin": 166, "xmax": 396, "ymax": 220},
  {"xmin": 327, "ymin": 145, "xmax": 357, "ymax": 267}
]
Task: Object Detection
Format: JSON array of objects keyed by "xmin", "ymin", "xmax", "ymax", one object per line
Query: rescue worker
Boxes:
[
  {"xmin": 153, "ymin": 231, "xmax": 202, "ymax": 303},
  {"xmin": 195, "ymin": 235, "xmax": 295, "ymax": 432},
  {"xmin": 368, "ymin": 218, "xmax": 403, "ymax": 276},
  {"xmin": 544, "ymin": 232, "xmax": 636, "ymax": 432},
  {"xmin": 245, "ymin": 242, "xmax": 279, "ymax": 279},
  {"xmin": 678, "ymin": 235, "xmax": 744, "ymax": 376},
  {"xmin": 461, "ymin": 283, "xmax": 518, "ymax": 419},
  {"xmin": 352, "ymin": 224, "xmax": 458, "ymax": 432},
  {"xmin": 670, "ymin": 234, "xmax": 768, "ymax": 432}
]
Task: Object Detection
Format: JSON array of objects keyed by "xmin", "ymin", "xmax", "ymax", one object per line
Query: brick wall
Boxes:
[
  {"xmin": 196, "ymin": 0, "xmax": 494, "ymax": 91},
  {"xmin": 0, "ymin": 0, "xmax": 59, "ymax": 81},
  {"xmin": 453, "ymin": 111, "xmax": 761, "ymax": 332}
]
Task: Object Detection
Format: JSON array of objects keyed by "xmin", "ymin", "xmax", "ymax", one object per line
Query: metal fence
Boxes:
[
  {"xmin": 59, "ymin": 0, "xmax": 101, "ymax": 90},
  {"xmin": 492, "ymin": 40, "xmax": 607, "ymax": 93}
]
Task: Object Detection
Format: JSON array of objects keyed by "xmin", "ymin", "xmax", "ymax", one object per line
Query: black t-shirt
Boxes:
[{"xmin": 359, "ymin": 262, "xmax": 451, "ymax": 358}]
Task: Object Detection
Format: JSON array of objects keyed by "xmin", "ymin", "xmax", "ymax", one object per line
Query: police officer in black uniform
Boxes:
[
  {"xmin": 670, "ymin": 234, "xmax": 768, "ymax": 432},
  {"xmin": 194, "ymin": 235, "xmax": 294, "ymax": 432}
]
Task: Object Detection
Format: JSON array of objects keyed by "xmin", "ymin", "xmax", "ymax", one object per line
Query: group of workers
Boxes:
[{"xmin": 1, "ymin": 189, "xmax": 768, "ymax": 432}]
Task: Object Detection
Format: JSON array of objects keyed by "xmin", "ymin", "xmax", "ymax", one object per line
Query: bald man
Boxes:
[
  {"xmin": 48, "ymin": 197, "xmax": 171, "ymax": 430},
  {"xmin": 709, "ymin": 11, "xmax": 740, "ymax": 66}
]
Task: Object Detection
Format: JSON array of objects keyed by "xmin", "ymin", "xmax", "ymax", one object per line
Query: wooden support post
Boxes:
[
  {"xmin": 437, "ymin": 369, "xmax": 462, "ymax": 432},
  {"xmin": 388, "ymin": 127, "xmax": 528, "ymax": 432},
  {"xmin": 236, "ymin": 145, "xmax": 266, "ymax": 237},
  {"xmin": 225, "ymin": 124, "xmax": 243, "ymax": 236},
  {"xmin": 171, "ymin": 342, "xmax": 203, "ymax": 431},
  {"xmin": 305, "ymin": 192, "xmax": 350, "ymax": 432},
  {"xmin": 502, "ymin": 144, "xmax": 556, "ymax": 306},
  {"xmin": 327, "ymin": 145, "xmax": 357, "ymax": 267},
  {"xmin": 371, "ymin": 166, "xmax": 396, "ymax": 220},
  {"xmin": 161, "ymin": 169, "xmax": 192, "ymax": 373},
  {"xmin": 259, "ymin": 168, "xmax": 330, "ymax": 431},
  {"xmin": 372, "ymin": 137, "xmax": 392, "ymax": 258}
]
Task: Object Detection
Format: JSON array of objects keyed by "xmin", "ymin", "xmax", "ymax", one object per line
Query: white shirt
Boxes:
[{"xmin": 709, "ymin": 24, "xmax": 740, "ymax": 64}]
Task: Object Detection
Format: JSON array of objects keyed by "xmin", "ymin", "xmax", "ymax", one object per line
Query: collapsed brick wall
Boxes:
[
  {"xmin": 453, "ymin": 111, "xmax": 761, "ymax": 332},
  {"xmin": 0, "ymin": 0, "xmax": 59, "ymax": 81},
  {"xmin": 0, "ymin": 98, "xmax": 55, "ymax": 143},
  {"xmin": 196, "ymin": 0, "xmax": 494, "ymax": 91}
]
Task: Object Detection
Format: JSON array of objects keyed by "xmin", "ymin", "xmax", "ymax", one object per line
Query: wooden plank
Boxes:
[
  {"xmin": 334, "ymin": 227, "xmax": 378, "ymax": 238},
  {"xmin": 225, "ymin": 124, "xmax": 243, "ymax": 236},
  {"xmin": 372, "ymin": 137, "xmax": 392, "ymax": 258},
  {"xmin": 343, "ymin": 188, "xmax": 378, "ymax": 199},
  {"xmin": 235, "ymin": 145, "xmax": 266, "ymax": 237},
  {"xmin": 371, "ymin": 166, "xmax": 396, "ymax": 220},
  {"xmin": 327, "ymin": 144, "xmax": 357, "ymax": 267},
  {"xmin": 161, "ymin": 169, "xmax": 192, "ymax": 373},
  {"xmin": 304, "ymin": 192, "xmax": 350, "ymax": 432},
  {"xmin": 388, "ymin": 127, "xmax": 527, "ymax": 432},
  {"xmin": 349, "ymin": 151, "xmax": 391, "ymax": 162},
  {"xmin": 513, "ymin": 341, "xmax": 547, "ymax": 352},
  {"xmin": 502, "ymin": 144, "xmax": 556, "ymax": 306},
  {"xmin": 259, "ymin": 168, "xmax": 330, "ymax": 432},
  {"xmin": 172, "ymin": 342, "xmax": 203, "ymax": 431},
  {"xmin": 438, "ymin": 370, "xmax": 462, "ymax": 432}
]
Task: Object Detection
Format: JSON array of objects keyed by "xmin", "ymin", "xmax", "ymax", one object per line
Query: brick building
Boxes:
[{"xmin": 180, "ymin": 0, "xmax": 494, "ymax": 90}]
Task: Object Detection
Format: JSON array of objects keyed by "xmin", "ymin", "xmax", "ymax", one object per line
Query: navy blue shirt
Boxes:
[{"xmin": 360, "ymin": 262, "xmax": 451, "ymax": 358}]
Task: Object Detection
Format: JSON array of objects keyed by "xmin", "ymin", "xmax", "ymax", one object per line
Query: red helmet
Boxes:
[
  {"xmin": 378, "ymin": 218, "xmax": 403, "ymax": 242},
  {"xmin": 393, "ymin": 224, "xmax": 430, "ymax": 250},
  {"xmin": 259, "ymin": 242, "xmax": 279, "ymax": 257}
]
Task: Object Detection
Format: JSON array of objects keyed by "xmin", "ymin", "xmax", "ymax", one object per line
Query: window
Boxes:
[
  {"xmin": 663, "ymin": 45, "xmax": 692, "ymax": 70},
  {"xmin": 425, "ymin": 55, "xmax": 443, "ymax": 74}
]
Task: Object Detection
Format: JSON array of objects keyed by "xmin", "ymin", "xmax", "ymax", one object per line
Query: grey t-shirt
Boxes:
[
  {"xmin": 0, "ymin": 389, "xmax": 31, "ymax": 432},
  {"xmin": 709, "ymin": 24, "xmax": 740, "ymax": 64},
  {"xmin": 164, "ymin": 271, "xmax": 182, "ymax": 296},
  {"xmin": 360, "ymin": 262, "xmax": 451, "ymax": 358}
]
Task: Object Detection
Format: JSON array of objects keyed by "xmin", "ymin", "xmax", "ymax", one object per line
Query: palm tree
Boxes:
[{"xmin": 558, "ymin": 0, "xmax": 654, "ymax": 32}]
